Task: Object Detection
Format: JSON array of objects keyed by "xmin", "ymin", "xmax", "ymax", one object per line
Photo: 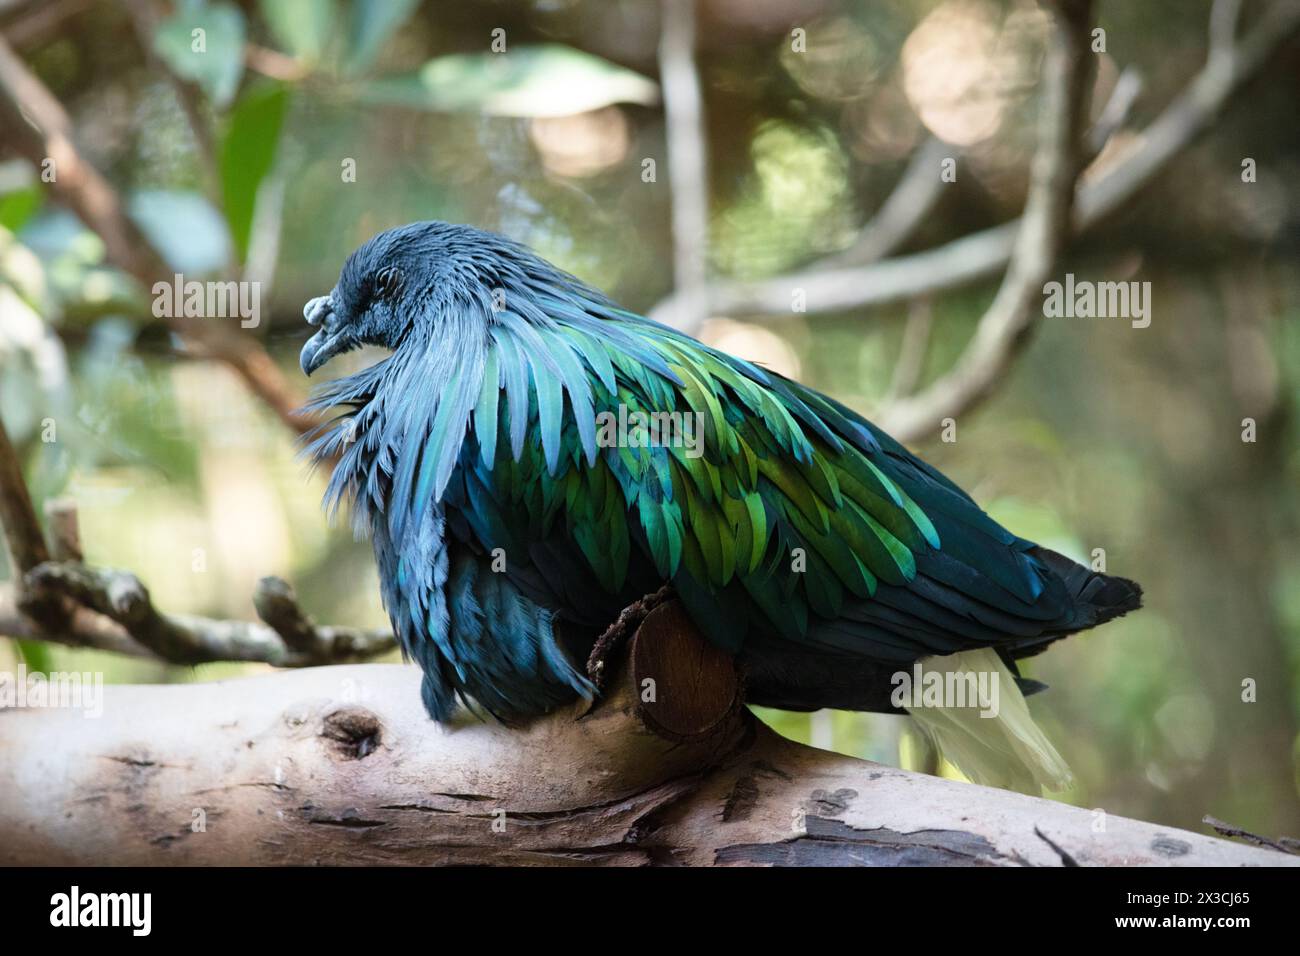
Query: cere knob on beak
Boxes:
[
  {"xmin": 304, "ymin": 295, "xmax": 333, "ymax": 327},
  {"xmin": 299, "ymin": 294, "xmax": 344, "ymax": 376}
]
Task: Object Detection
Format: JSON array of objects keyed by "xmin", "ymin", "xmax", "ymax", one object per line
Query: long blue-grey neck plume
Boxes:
[{"xmin": 299, "ymin": 220, "xmax": 1142, "ymax": 791}]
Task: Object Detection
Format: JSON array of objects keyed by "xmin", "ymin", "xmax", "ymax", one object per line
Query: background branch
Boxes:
[
  {"xmin": 0, "ymin": 32, "xmax": 314, "ymax": 437},
  {"xmin": 883, "ymin": 297, "xmax": 933, "ymax": 404},
  {"xmin": 657, "ymin": 0, "xmax": 710, "ymax": 335},
  {"xmin": 2, "ymin": 564, "xmax": 395, "ymax": 666},
  {"xmin": 0, "ymin": 414, "xmax": 76, "ymax": 636},
  {"xmin": 0, "ymin": 414, "xmax": 49, "ymax": 575},
  {"xmin": 0, "ymin": 415, "xmax": 392, "ymax": 666},
  {"xmin": 1085, "ymin": 65, "xmax": 1142, "ymax": 157},
  {"xmin": 655, "ymin": 0, "xmax": 1300, "ymax": 320},
  {"xmin": 875, "ymin": 0, "xmax": 1096, "ymax": 442},
  {"xmin": 0, "ymin": 0, "xmax": 94, "ymax": 50},
  {"xmin": 652, "ymin": 58, "xmax": 1138, "ymax": 327},
  {"xmin": 819, "ymin": 137, "xmax": 955, "ymax": 271}
]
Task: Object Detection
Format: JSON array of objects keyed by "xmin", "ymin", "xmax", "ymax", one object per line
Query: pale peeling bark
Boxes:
[{"xmin": 0, "ymin": 605, "xmax": 1290, "ymax": 866}]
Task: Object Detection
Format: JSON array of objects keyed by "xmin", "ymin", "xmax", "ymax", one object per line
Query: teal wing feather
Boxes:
[
  {"xmin": 306, "ymin": 224, "xmax": 1140, "ymax": 725},
  {"xmin": 433, "ymin": 288, "xmax": 1020, "ymax": 663}
]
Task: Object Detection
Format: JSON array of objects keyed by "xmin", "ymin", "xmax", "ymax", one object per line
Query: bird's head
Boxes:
[{"xmin": 300, "ymin": 220, "xmax": 500, "ymax": 376}]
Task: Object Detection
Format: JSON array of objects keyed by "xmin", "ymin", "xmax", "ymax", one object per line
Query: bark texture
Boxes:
[{"xmin": 0, "ymin": 602, "xmax": 1290, "ymax": 866}]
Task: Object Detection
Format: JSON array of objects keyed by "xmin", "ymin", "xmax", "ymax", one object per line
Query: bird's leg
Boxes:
[{"xmin": 584, "ymin": 584, "xmax": 674, "ymax": 696}]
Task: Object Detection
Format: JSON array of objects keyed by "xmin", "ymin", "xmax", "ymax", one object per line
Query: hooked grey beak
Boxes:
[{"xmin": 299, "ymin": 295, "xmax": 346, "ymax": 376}]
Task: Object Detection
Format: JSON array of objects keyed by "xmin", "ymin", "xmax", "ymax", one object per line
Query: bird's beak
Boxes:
[{"xmin": 299, "ymin": 294, "xmax": 346, "ymax": 376}]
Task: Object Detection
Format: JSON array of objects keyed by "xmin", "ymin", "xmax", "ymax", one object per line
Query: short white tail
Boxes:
[{"xmin": 905, "ymin": 648, "xmax": 1073, "ymax": 793}]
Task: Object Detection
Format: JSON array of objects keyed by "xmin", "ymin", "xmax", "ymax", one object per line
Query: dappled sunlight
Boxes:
[
  {"xmin": 712, "ymin": 120, "xmax": 855, "ymax": 276},
  {"xmin": 901, "ymin": 0, "xmax": 1045, "ymax": 146},
  {"xmin": 699, "ymin": 317, "xmax": 802, "ymax": 379},
  {"xmin": 529, "ymin": 106, "xmax": 631, "ymax": 178}
]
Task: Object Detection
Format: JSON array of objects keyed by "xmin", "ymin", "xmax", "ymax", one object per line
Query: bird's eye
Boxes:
[{"xmin": 373, "ymin": 266, "xmax": 403, "ymax": 300}]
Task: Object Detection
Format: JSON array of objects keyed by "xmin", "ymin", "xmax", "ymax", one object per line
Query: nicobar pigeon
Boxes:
[{"xmin": 300, "ymin": 221, "xmax": 1142, "ymax": 792}]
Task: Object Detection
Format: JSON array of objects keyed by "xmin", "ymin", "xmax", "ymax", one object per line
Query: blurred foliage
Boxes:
[
  {"xmin": 361, "ymin": 44, "xmax": 661, "ymax": 116},
  {"xmin": 153, "ymin": 1, "xmax": 246, "ymax": 107},
  {"xmin": 220, "ymin": 81, "xmax": 289, "ymax": 259},
  {"xmin": 0, "ymin": 0, "xmax": 1298, "ymax": 836}
]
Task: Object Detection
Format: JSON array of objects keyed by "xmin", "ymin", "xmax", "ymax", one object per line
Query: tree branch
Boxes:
[
  {"xmin": 41, "ymin": 496, "xmax": 82, "ymax": 562},
  {"xmin": 1204, "ymin": 815, "xmax": 1300, "ymax": 855},
  {"xmin": 0, "ymin": 33, "xmax": 315, "ymax": 437},
  {"xmin": 2, "ymin": 564, "xmax": 394, "ymax": 666},
  {"xmin": 1209, "ymin": 0, "xmax": 1245, "ymax": 65},
  {"xmin": 0, "ymin": 416, "xmax": 392, "ymax": 665},
  {"xmin": 649, "ymin": 60, "xmax": 1139, "ymax": 328},
  {"xmin": 0, "ymin": 605, "xmax": 1288, "ymax": 866},
  {"xmin": 883, "ymin": 296, "xmax": 933, "ymax": 403},
  {"xmin": 1086, "ymin": 65, "xmax": 1142, "ymax": 157},
  {"xmin": 818, "ymin": 137, "xmax": 955, "ymax": 272},
  {"xmin": 656, "ymin": 0, "xmax": 711, "ymax": 335},
  {"xmin": 874, "ymin": 0, "xmax": 1095, "ymax": 442},
  {"xmin": 0, "ymin": 414, "xmax": 49, "ymax": 575},
  {"xmin": 0, "ymin": 413, "xmax": 78, "ymax": 635},
  {"xmin": 0, "ymin": 0, "xmax": 94, "ymax": 49},
  {"xmin": 660, "ymin": 0, "xmax": 1300, "ymax": 319}
]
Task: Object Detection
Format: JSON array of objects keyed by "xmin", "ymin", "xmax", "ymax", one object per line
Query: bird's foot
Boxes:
[{"xmin": 583, "ymin": 585, "xmax": 674, "ymax": 699}]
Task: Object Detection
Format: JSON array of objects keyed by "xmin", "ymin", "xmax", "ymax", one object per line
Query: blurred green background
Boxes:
[{"xmin": 1, "ymin": 0, "xmax": 1297, "ymax": 838}]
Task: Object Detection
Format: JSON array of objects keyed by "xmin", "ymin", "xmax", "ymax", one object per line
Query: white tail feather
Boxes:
[{"xmin": 904, "ymin": 648, "xmax": 1073, "ymax": 793}]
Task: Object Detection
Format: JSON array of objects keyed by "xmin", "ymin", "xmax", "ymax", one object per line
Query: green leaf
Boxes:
[
  {"xmin": 0, "ymin": 186, "xmax": 42, "ymax": 233},
  {"xmin": 219, "ymin": 83, "xmax": 290, "ymax": 262},
  {"xmin": 346, "ymin": 0, "xmax": 419, "ymax": 73},
  {"xmin": 360, "ymin": 44, "xmax": 660, "ymax": 117},
  {"xmin": 153, "ymin": 1, "xmax": 247, "ymax": 108},
  {"xmin": 15, "ymin": 640, "xmax": 53, "ymax": 674},
  {"xmin": 259, "ymin": 0, "xmax": 335, "ymax": 64}
]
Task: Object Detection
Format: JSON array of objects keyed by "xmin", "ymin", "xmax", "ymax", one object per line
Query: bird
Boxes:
[{"xmin": 299, "ymin": 220, "xmax": 1142, "ymax": 791}]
